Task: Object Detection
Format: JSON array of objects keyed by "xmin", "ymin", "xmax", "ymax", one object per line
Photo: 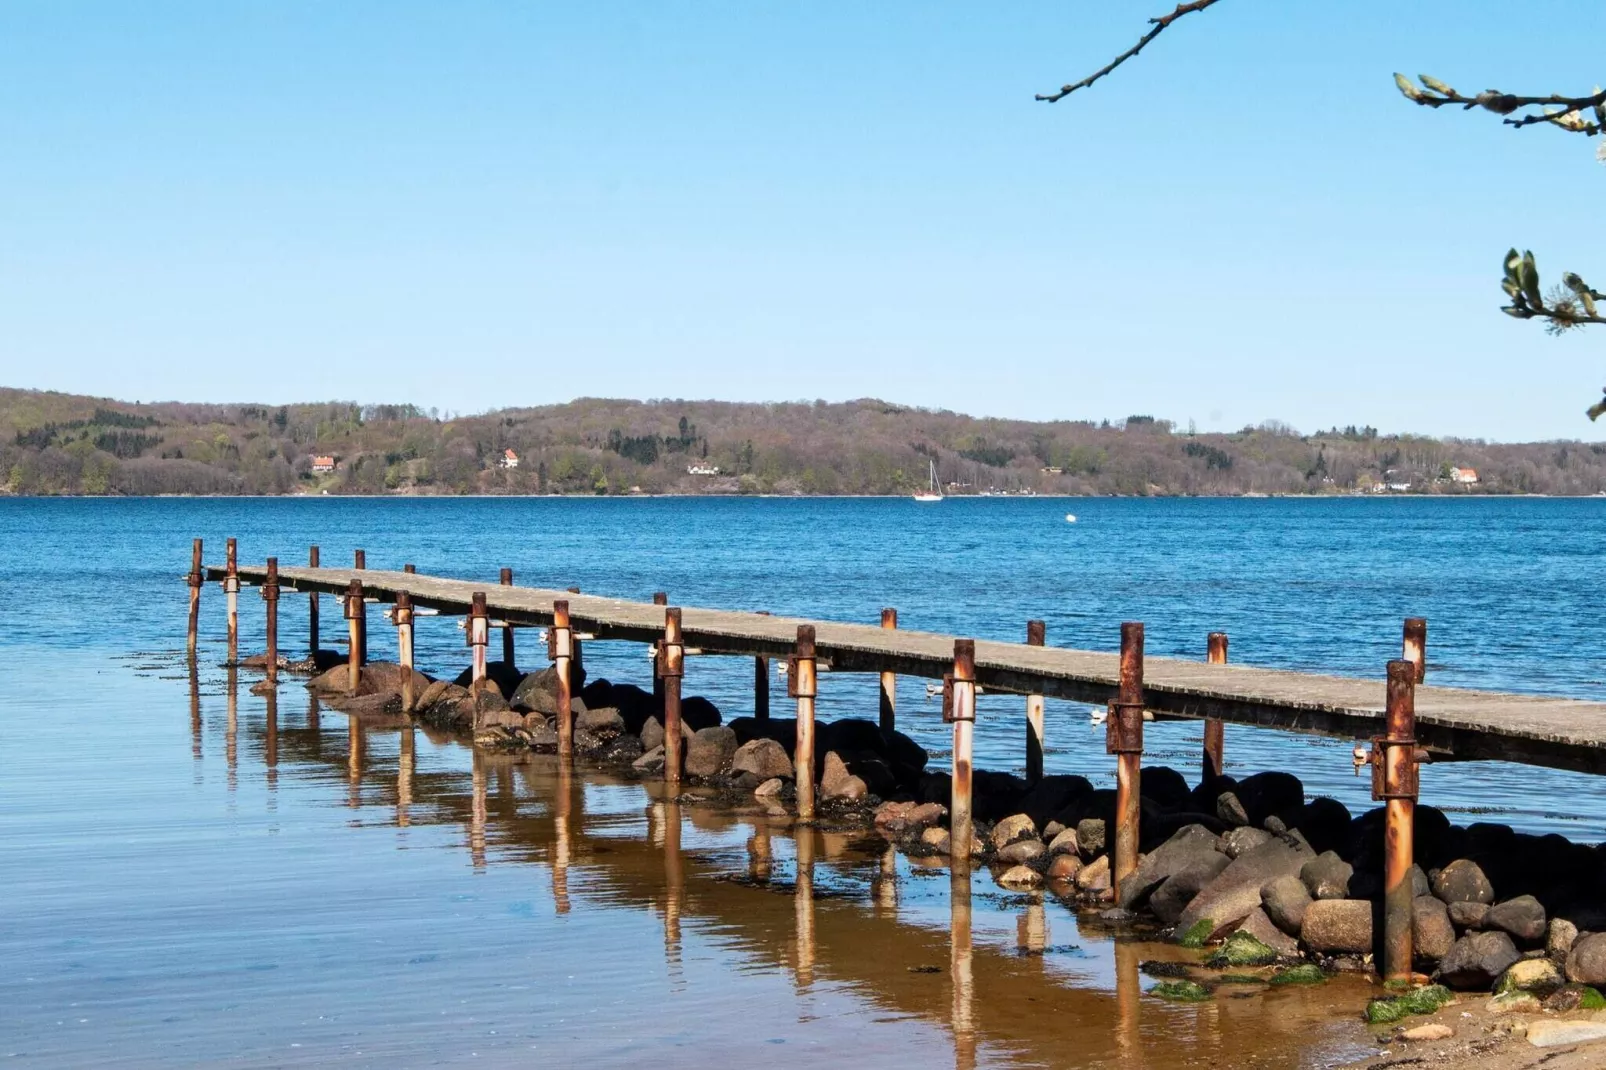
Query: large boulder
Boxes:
[
  {"xmin": 1177, "ymin": 833, "xmax": 1315, "ymax": 940},
  {"xmin": 684, "ymin": 726, "xmax": 738, "ymax": 778},
  {"xmin": 1149, "ymin": 851, "xmax": 1231, "ymax": 925},
  {"xmin": 1261, "ymin": 875, "xmax": 1312, "ymax": 937},
  {"xmin": 1223, "ymin": 827, "xmax": 1271, "ymax": 860},
  {"xmin": 1448, "ymin": 901, "xmax": 1489, "ymax": 930},
  {"xmin": 1432, "ymin": 859, "xmax": 1495, "ymax": 905},
  {"xmin": 1413, "ymin": 895, "xmax": 1456, "ymax": 963},
  {"xmin": 1547, "ymin": 918, "xmax": 1580, "ymax": 960},
  {"xmin": 1565, "ymin": 932, "xmax": 1606, "ymax": 985},
  {"xmin": 1300, "ymin": 851, "xmax": 1353, "ymax": 900},
  {"xmin": 608, "ymin": 683, "xmax": 659, "ymax": 733},
  {"xmin": 991, "ymin": 814, "xmax": 1039, "ymax": 851},
  {"xmin": 1018, "ymin": 775, "xmax": 1094, "ymax": 830},
  {"xmin": 1484, "ymin": 895, "xmax": 1547, "ymax": 945},
  {"xmin": 455, "ymin": 660, "xmax": 526, "ymax": 698},
  {"xmin": 576, "ymin": 706, "xmax": 626, "ymax": 738},
  {"xmin": 1116, "ymin": 824, "xmax": 1223, "ymax": 911},
  {"xmin": 1234, "ymin": 771, "xmax": 1306, "ymax": 829},
  {"xmin": 509, "ymin": 666, "xmax": 563, "ymax": 714},
  {"xmin": 997, "ymin": 839, "xmax": 1047, "ymax": 866},
  {"xmin": 1076, "ymin": 819, "xmax": 1107, "ymax": 860},
  {"xmin": 1237, "ymin": 905, "xmax": 1300, "ymax": 958},
  {"xmin": 820, "ymin": 751, "xmax": 868, "ymax": 801},
  {"xmin": 731, "ymin": 738, "xmax": 793, "ymax": 781},
  {"xmin": 874, "ymin": 801, "xmax": 945, "ymax": 838},
  {"xmin": 1436, "ymin": 931, "xmax": 1521, "ymax": 990},
  {"xmin": 1300, "ymin": 899, "xmax": 1373, "ymax": 954},
  {"xmin": 1496, "ymin": 958, "xmax": 1565, "ymax": 1000},
  {"xmin": 640, "ymin": 716, "xmax": 692, "ymax": 753},
  {"xmin": 680, "ymin": 696, "xmax": 723, "ymax": 731}
]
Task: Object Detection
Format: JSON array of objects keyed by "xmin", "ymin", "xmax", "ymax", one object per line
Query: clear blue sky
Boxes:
[{"xmin": 2, "ymin": 2, "xmax": 1602, "ymax": 440}]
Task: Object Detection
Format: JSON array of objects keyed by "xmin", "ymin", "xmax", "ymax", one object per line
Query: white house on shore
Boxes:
[
  {"xmin": 686, "ymin": 463, "xmax": 720, "ymax": 476},
  {"xmin": 1450, "ymin": 466, "xmax": 1479, "ymax": 485},
  {"xmin": 310, "ymin": 455, "xmax": 336, "ymax": 474},
  {"xmin": 499, "ymin": 448, "xmax": 519, "ymax": 469}
]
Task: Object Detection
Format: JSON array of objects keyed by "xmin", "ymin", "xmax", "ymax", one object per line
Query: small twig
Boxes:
[
  {"xmin": 1399, "ymin": 78, "xmax": 1606, "ymax": 135},
  {"xmin": 1036, "ymin": 0, "xmax": 1221, "ymax": 103}
]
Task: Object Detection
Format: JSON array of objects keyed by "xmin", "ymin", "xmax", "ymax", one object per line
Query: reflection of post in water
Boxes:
[
  {"xmin": 747, "ymin": 822, "xmax": 773, "ymax": 884},
  {"xmin": 1114, "ymin": 937, "xmax": 1144, "ymax": 1068},
  {"xmin": 794, "ymin": 826, "xmax": 816, "ymax": 989},
  {"xmin": 347, "ymin": 714, "xmax": 366, "ymax": 809},
  {"xmin": 264, "ymin": 688, "xmax": 279, "ymax": 793},
  {"xmin": 306, "ymin": 691, "xmax": 322, "ymax": 758},
  {"xmin": 1017, "ymin": 892, "xmax": 1047, "ymax": 957},
  {"xmin": 397, "ymin": 726, "xmax": 414, "ymax": 828},
  {"xmin": 188, "ymin": 655, "xmax": 202, "ymax": 763},
  {"xmin": 553, "ymin": 757, "xmax": 573, "ymax": 915},
  {"xmin": 874, "ymin": 843, "xmax": 898, "ymax": 913},
  {"xmin": 663, "ymin": 797, "xmax": 684, "ymax": 981},
  {"xmin": 226, "ymin": 665, "xmax": 239, "ymax": 792},
  {"xmin": 950, "ymin": 873, "xmax": 976, "ymax": 1070},
  {"xmin": 470, "ymin": 748, "xmax": 487, "ymax": 871}
]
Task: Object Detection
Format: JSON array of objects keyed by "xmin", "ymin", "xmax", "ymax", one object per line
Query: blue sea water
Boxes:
[{"xmin": 1, "ymin": 496, "xmax": 1601, "ymax": 1067}]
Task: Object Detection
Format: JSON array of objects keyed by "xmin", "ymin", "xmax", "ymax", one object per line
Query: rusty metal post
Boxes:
[
  {"xmin": 353, "ymin": 550, "xmax": 367, "ymax": 664},
  {"xmin": 1025, "ymin": 620, "xmax": 1046, "ymax": 784},
  {"xmin": 307, "ymin": 546, "xmax": 320, "ymax": 654},
  {"xmin": 1109, "ymin": 623, "xmax": 1145, "ymax": 900},
  {"xmin": 792, "ymin": 625, "xmax": 818, "ymax": 821},
  {"xmin": 354, "ymin": 548, "xmax": 366, "ymax": 570},
  {"xmin": 660, "ymin": 607, "xmax": 684, "ymax": 783},
  {"xmin": 224, "ymin": 537, "xmax": 240, "ymax": 664},
  {"xmin": 879, "ymin": 608, "xmax": 898, "ymax": 734},
  {"xmin": 468, "ymin": 592, "xmax": 489, "ymax": 692},
  {"xmin": 186, "ymin": 538, "xmax": 203, "ymax": 656},
  {"xmin": 552, "ymin": 599, "xmax": 574, "ymax": 759},
  {"xmin": 1203, "ymin": 631, "xmax": 1228, "ymax": 781},
  {"xmin": 343, "ymin": 579, "xmax": 364, "ymax": 692},
  {"xmin": 262, "ymin": 557, "xmax": 280, "ymax": 686},
  {"xmin": 754, "ymin": 611, "xmax": 771, "ymax": 721},
  {"xmin": 403, "ymin": 563, "xmax": 416, "ymax": 574},
  {"xmin": 947, "ymin": 639, "xmax": 978, "ymax": 869},
  {"xmin": 1403, "ymin": 618, "xmax": 1427, "ymax": 684},
  {"xmin": 565, "ymin": 586, "xmax": 585, "ymax": 680},
  {"xmin": 395, "ymin": 591, "xmax": 416, "ymax": 711},
  {"xmin": 1378, "ymin": 659, "xmax": 1420, "ymax": 981},
  {"xmin": 652, "ymin": 592, "xmax": 668, "ymax": 709},
  {"xmin": 500, "ymin": 568, "xmax": 516, "ymax": 667}
]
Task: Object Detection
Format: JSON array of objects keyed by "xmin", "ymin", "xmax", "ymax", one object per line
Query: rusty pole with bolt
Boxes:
[
  {"xmin": 792, "ymin": 625, "xmax": 818, "ymax": 821},
  {"xmin": 468, "ymin": 592, "xmax": 489, "ymax": 692},
  {"xmin": 1203, "ymin": 632, "xmax": 1228, "ymax": 781},
  {"xmin": 754, "ymin": 611, "xmax": 771, "ymax": 721},
  {"xmin": 879, "ymin": 608, "xmax": 898, "ymax": 734},
  {"xmin": 353, "ymin": 550, "xmax": 367, "ymax": 664},
  {"xmin": 344, "ymin": 579, "xmax": 364, "ymax": 692},
  {"xmin": 1025, "ymin": 620, "xmax": 1046, "ymax": 784},
  {"xmin": 307, "ymin": 546, "xmax": 321, "ymax": 655},
  {"xmin": 948, "ymin": 639, "xmax": 978, "ymax": 867},
  {"xmin": 552, "ymin": 599, "xmax": 574, "ymax": 758},
  {"xmin": 500, "ymin": 568, "xmax": 516, "ymax": 667},
  {"xmin": 262, "ymin": 558, "xmax": 280, "ymax": 686},
  {"xmin": 224, "ymin": 538, "xmax": 240, "ymax": 665},
  {"xmin": 1109, "ymin": 622, "xmax": 1145, "ymax": 900},
  {"xmin": 395, "ymin": 591, "xmax": 415, "ymax": 711},
  {"xmin": 403, "ymin": 563, "xmax": 416, "ymax": 574},
  {"xmin": 1403, "ymin": 618, "xmax": 1427, "ymax": 683},
  {"xmin": 651, "ymin": 592, "xmax": 668, "ymax": 709},
  {"xmin": 660, "ymin": 607, "xmax": 684, "ymax": 784},
  {"xmin": 1378, "ymin": 658, "xmax": 1421, "ymax": 981},
  {"xmin": 186, "ymin": 538, "xmax": 203, "ymax": 656}
]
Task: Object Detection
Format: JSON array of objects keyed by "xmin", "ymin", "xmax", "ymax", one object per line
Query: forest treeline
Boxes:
[{"xmin": 4, "ymin": 387, "xmax": 1605, "ymax": 497}]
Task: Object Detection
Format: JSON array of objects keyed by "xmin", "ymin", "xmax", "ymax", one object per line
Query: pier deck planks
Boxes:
[{"xmin": 211, "ymin": 563, "xmax": 1606, "ymax": 776}]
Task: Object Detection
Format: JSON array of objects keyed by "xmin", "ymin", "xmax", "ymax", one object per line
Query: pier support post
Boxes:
[
  {"xmin": 468, "ymin": 593, "xmax": 489, "ymax": 693},
  {"xmin": 1025, "ymin": 620, "xmax": 1045, "ymax": 783},
  {"xmin": 262, "ymin": 557, "xmax": 280, "ymax": 686},
  {"xmin": 1403, "ymin": 618, "xmax": 1427, "ymax": 683},
  {"xmin": 224, "ymin": 538, "xmax": 240, "ymax": 665},
  {"xmin": 1109, "ymin": 622, "xmax": 1145, "ymax": 901},
  {"xmin": 307, "ymin": 546, "xmax": 320, "ymax": 654},
  {"xmin": 552, "ymin": 599, "xmax": 574, "ymax": 758},
  {"xmin": 1203, "ymin": 631, "xmax": 1228, "ymax": 781},
  {"xmin": 186, "ymin": 538, "xmax": 203, "ymax": 656},
  {"xmin": 344, "ymin": 579, "xmax": 364, "ymax": 692},
  {"xmin": 791, "ymin": 625, "xmax": 818, "ymax": 821},
  {"xmin": 652, "ymin": 592, "xmax": 668, "ymax": 710},
  {"xmin": 500, "ymin": 568, "xmax": 516, "ymax": 667},
  {"xmin": 403, "ymin": 563, "xmax": 416, "ymax": 574},
  {"xmin": 660, "ymin": 607, "xmax": 684, "ymax": 784},
  {"xmin": 395, "ymin": 591, "xmax": 415, "ymax": 712},
  {"xmin": 947, "ymin": 639, "xmax": 977, "ymax": 868},
  {"xmin": 879, "ymin": 608, "xmax": 898, "ymax": 734},
  {"xmin": 753, "ymin": 610, "xmax": 771, "ymax": 721},
  {"xmin": 353, "ymin": 550, "xmax": 367, "ymax": 665},
  {"xmin": 1377, "ymin": 659, "xmax": 1421, "ymax": 982}
]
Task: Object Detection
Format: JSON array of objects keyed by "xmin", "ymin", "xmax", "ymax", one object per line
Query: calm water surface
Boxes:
[{"xmin": 4, "ymin": 496, "xmax": 1604, "ymax": 1067}]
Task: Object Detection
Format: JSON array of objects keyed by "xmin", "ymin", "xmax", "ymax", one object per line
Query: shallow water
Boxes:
[{"xmin": 3, "ymin": 496, "xmax": 1604, "ymax": 1066}]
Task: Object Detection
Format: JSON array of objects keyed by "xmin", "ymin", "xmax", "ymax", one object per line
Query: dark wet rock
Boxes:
[
  {"xmin": 1117, "ymin": 824, "xmax": 1223, "ymax": 911},
  {"xmin": 1300, "ymin": 851, "xmax": 1353, "ymax": 901},
  {"xmin": 454, "ymin": 660, "xmax": 525, "ymax": 698},
  {"xmin": 509, "ymin": 666, "xmax": 562, "ymax": 714},
  {"xmin": 972, "ymin": 770, "xmax": 1030, "ymax": 824},
  {"xmin": 1296, "ymin": 797, "xmax": 1354, "ymax": 856},
  {"xmin": 640, "ymin": 716, "xmax": 692, "ymax": 754},
  {"xmin": 1263, "ymin": 815, "xmax": 1288, "ymax": 834},
  {"xmin": 1437, "ymin": 930, "xmax": 1520, "ymax": 990},
  {"xmin": 632, "ymin": 745, "xmax": 665, "ymax": 775},
  {"xmin": 475, "ymin": 707, "xmax": 523, "ymax": 731},
  {"xmin": 1047, "ymin": 853, "xmax": 1081, "ymax": 883},
  {"xmin": 602, "ymin": 733, "xmax": 644, "ymax": 764},
  {"xmin": 1449, "ymin": 900, "xmax": 1490, "ymax": 930},
  {"xmin": 308, "ymin": 662, "xmax": 359, "ymax": 695},
  {"xmin": 1407, "ymin": 864, "xmax": 1432, "ymax": 899},
  {"xmin": 1237, "ymin": 906, "xmax": 1300, "ymax": 958},
  {"xmin": 1414, "ymin": 895, "xmax": 1456, "ymax": 963},
  {"xmin": 1043, "ymin": 821, "xmax": 1066, "ymax": 840},
  {"xmin": 995, "ymin": 864, "xmax": 1042, "ymax": 889},
  {"xmin": 1234, "ymin": 771, "xmax": 1305, "ymax": 829},
  {"xmin": 991, "ymin": 813, "xmax": 1038, "ymax": 851},
  {"xmin": 883, "ymin": 728, "xmax": 929, "ymax": 780},
  {"xmin": 874, "ymin": 801, "xmax": 946, "ymax": 837},
  {"xmin": 608, "ymin": 683, "xmax": 659, "ymax": 734},
  {"xmin": 1149, "ymin": 851, "xmax": 1231, "ymax": 925},
  {"xmin": 1018, "ymin": 775, "xmax": 1094, "ymax": 831},
  {"xmin": 326, "ymin": 689, "xmax": 402, "ymax": 716},
  {"xmin": 685, "ymin": 726, "xmax": 738, "ymax": 778},
  {"xmin": 731, "ymin": 738, "xmax": 793, "ymax": 781},
  {"xmin": 522, "ymin": 713, "xmax": 558, "ymax": 749},
  {"xmin": 1047, "ymin": 827, "xmax": 1080, "ymax": 857},
  {"xmin": 414, "ymin": 678, "xmax": 451, "ymax": 712},
  {"xmin": 1261, "ymin": 875, "xmax": 1312, "ymax": 937},
  {"xmin": 574, "ymin": 705, "xmax": 625, "ymax": 737},
  {"xmin": 1485, "ymin": 895, "xmax": 1547, "ymax": 945},
  {"xmin": 754, "ymin": 777, "xmax": 784, "ymax": 798},
  {"xmin": 1140, "ymin": 811, "xmax": 1231, "ymax": 852},
  {"xmin": 1076, "ymin": 854, "xmax": 1111, "ymax": 894},
  {"xmin": 1548, "ymin": 918, "xmax": 1580, "ymax": 960},
  {"xmin": 1178, "ymin": 833, "xmax": 1315, "ymax": 940},
  {"xmin": 1223, "ymin": 827, "xmax": 1271, "ymax": 860},
  {"xmin": 680, "ymin": 696, "xmax": 722, "ymax": 732},
  {"xmin": 1139, "ymin": 766, "xmax": 1192, "ymax": 811},
  {"xmin": 1565, "ymin": 932, "xmax": 1606, "ymax": 985},
  {"xmin": 840, "ymin": 750, "xmax": 898, "ymax": 798},
  {"xmin": 1216, "ymin": 792, "xmax": 1249, "ymax": 827},
  {"xmin": 1432, "ymin": 859, "xmax": 1495, "ymax": 906},
  {"xmin": 474, "ymin": 686, "xmax": 511, "ymax": 714},
  {"xmin": 1077, "ymin": 818, "xmax": 1107, "ymax": 859},
  {"xmin": 820, "ymin": 751, "xmax": 867, "ymax": 801},
  {"xmin": 997, "ymin": 839, "xmax": 1047, "ymax": 866},
  {"xmin": 1300, "ymin": 899, "xmax": 1373, "ymax": 954},
  {"xmin": 1542, "ymin": 983, "xmax": 1606, "ymax": 1012}
]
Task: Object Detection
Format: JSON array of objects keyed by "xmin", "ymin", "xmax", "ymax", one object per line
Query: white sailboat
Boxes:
[{"xmin": 913, "ymin": 459, "xmax": 943, "ymax": 502}]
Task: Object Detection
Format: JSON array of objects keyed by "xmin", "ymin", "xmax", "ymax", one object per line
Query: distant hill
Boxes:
[{"xmin": 2, "ymin": 387, "xmax": 1602, "ymax": 497}]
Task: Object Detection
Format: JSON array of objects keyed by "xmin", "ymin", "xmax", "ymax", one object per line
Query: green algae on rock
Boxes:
[{"xmin": 1150, "ymin": 980, "xmax": 1212, "ymax": 1002}]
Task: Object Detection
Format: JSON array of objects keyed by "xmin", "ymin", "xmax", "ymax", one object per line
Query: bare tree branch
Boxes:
[
  {"xmin": 1036, "ymin": 0, "xmax": 1221, "ymax": 103},
  {"xmin": 1394, "ymin": 74, "xmax": 1606, "ymax": 135}
]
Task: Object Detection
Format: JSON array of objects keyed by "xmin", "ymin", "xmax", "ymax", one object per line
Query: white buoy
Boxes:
[{"xmin": 1065, "ymin": 513, "xmax": 1077, "ymax": 523}]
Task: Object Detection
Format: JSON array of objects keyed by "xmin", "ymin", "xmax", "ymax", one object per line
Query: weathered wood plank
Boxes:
[{"xmin": 208, "ymin": 563, "xmax": 1606, "ymax": 775}]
